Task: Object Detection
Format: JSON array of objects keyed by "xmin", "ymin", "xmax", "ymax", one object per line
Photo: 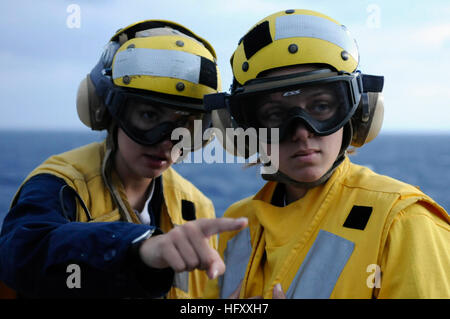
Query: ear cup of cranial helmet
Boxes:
[
  {"xmin": 211, "ymin": 108, "xmax": 256, "ymax": 159},
  {"xmin": 76, "ymin": 40, "xmax": 120, "ymax": 131},
  {"xmin": 76, "ymin": 74, "xmax": 110, "ymax": 130},
  {"xmin": 76, "ymin": 76, "xmax": 92, "ymax": 128},
  {"xmin": 351, "ymin": 92, "xmax": 384, "ymax": 147}
]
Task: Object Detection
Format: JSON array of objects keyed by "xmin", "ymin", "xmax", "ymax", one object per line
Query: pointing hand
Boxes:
[{"xmin": 139, "ymin": 217, "xmax": 248, "ymax": 279}]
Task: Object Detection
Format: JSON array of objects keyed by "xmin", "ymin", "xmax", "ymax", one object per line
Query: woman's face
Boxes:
[
  {"xmin": 115, "ymin": 127, "xmax": 179, "ymax": 180},
  {"xmin": 263, "ymin": 65, "xmax": 344, "ymax": 183}
]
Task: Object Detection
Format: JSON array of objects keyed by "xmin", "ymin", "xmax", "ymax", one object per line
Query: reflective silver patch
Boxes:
[
  {"xmin": 275, "ymin": 14, "xmax": 359, "ymax": 60},
  {"xmin": 131, "ymin": 229, "xmax": 154, "ymax": 244},
  {"xmin": 173, "ymin": 271, "xmax": 189, "ymax": 292},
  {"xmin": 112, "ymin": 48, "xmax": 201, "ymax": 84},
  {"xmin": 219, "ymin": 227, "xmax": 252, "ymax": 298},
  {"xmin": 286, "ymin": 230, "xmax": 354, "ymax": 298}
]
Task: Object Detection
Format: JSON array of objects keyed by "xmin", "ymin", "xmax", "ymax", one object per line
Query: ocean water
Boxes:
[{"xmin": 0, "ymin": 130, "xmax": 449, "ymax": 228}]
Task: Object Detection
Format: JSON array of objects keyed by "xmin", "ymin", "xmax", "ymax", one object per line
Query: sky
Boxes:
[{"xmin": 0, "ymin": 0, "xmax": 449, "ymax": 133}]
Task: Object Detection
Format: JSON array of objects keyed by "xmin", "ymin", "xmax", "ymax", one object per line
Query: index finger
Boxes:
[{"xmin": 197, "ymin": 217, "xmax": 248, "ymax": 237}]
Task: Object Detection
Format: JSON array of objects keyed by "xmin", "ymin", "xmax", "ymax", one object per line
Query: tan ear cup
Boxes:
[
  {"xmin": 211, "ymin": 109, "xmax": 257, "ymax": 159},
  {"xmin": 351, "ymin": 92, "xmax": 384, "ymax": 147},
  {"xmin": 76, "ymin": 75, "xmax": 110, "ymax": 130},
  {"xmin": 365, "ymin": 92, "xmax": 384, "ymax": 144},
  {"xmin": 76, "ymin": 76, "xmax": 92, "ymax": 128}
]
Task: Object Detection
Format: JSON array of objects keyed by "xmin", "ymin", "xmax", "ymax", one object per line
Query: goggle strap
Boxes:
[
  {"xmin": 203, "ymin": 92, "xmax": 230, "ymax": 111},
  {"xmin": 360, "ymin": 93, "xmax": 370, "ymax": 123},
  {"xmin": 239, "ymin": 70, "xmax": 341, "ymax": 95},
  {"xmin": 361, "ymin": 74, "xmax": 384, "ymax": 92}
]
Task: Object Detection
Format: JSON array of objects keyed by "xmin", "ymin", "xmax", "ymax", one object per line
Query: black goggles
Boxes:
[
  {"xmin": 205, "ymin": 70, "xmax": 364, "ymax": 143},
  {"xmin": 105, "ymin": 87, "xmax": 210, "ymax": 147}
]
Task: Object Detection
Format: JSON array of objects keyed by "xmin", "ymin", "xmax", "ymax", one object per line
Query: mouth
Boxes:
[
  {"xmin": 290, "ymin": 149, "xmax": 321, "ymax": 162},
  {"xmin": 291, "ymin": 149, "xmax": 320, "ymax": 158},
  {"xmin": 142, "ymin": 153, "xmax": 170, "ymax": 168}
]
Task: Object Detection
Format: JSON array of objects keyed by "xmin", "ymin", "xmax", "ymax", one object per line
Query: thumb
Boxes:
[{"xmin": 206, "ymin": 249, "xmax": 226, "ymax": 280}]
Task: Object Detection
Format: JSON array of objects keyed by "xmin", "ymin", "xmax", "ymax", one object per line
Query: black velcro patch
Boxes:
[
  {"xmin": 199, "ymin": 57, "xmax": 218, "ymax": 90},
  {"xmin": 343, "ymin": 206, "xmax": 373, "ymax": 230},
  {"xmin": 243, "ymin": 20, "xmax": 272, "ymax": 60},
  {"xmin": 181, "ymin": 200, "xmax": 196, "ymax": 221}
]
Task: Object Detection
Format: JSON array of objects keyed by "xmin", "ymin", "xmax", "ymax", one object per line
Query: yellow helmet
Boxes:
[
  {"xmin": 208, "ymin": 10, "xmax": 383, "ymax": 155},
  {"xmin": 205, "ymin": 9, "xmax": 384, "ymax": 187},
  {"xmin": 231, "ymin": 9, "xmax": 359, "ymax": 86},
  {"xmin": 109, "ymin": 20, "xmax": 220, "ymax": 100},
  {"xmin": 77, "ymin": 20, "xmax": 221, "ymax": 150}
]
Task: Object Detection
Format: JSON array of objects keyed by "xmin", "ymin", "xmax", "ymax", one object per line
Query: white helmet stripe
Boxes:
[
  {"xmin": 275, "ymin": 14, "xmax": 359, "ymax": 60},
  {"xmin": 112, "ymin": 48, "xmax": 201, "ymax": 84}
]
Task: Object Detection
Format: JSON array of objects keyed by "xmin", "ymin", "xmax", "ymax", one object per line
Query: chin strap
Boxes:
[
  {"xmin": 102, "ymin": 148, "xmax": 132, "ymax": 222},
  {"xmin": 102, "ymin": 127, "xmax": 140, "ymax": 224},
  {"xmin": 261, "ymin": 122, "xmax": 352, "ymax": 188}
]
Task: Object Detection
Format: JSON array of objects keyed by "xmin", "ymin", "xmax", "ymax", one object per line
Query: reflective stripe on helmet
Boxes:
[
  {"xmin": 231, "ymin": 10, "xmax": 360, "ymax": 85},
  {"xmin": 113, "ymin": 48, "xmax": 202, "ymax": 85},
  {"xmin": 275, "ymin": 14, "xmax": 358, "ymax": 61}
]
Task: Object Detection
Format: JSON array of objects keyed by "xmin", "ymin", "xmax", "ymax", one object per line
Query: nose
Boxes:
[
  {"xmin": 288, "ymin": 120, "xmax": 314, "ymax": 142},
  {"xmin": 158, "ymin": 138, "xmax": 175, "ymax": 149}
]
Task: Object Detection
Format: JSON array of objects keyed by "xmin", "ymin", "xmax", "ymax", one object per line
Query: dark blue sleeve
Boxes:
[{"xmin": 0, "ymin": 174, "xmax": 174, "ymax": 298}]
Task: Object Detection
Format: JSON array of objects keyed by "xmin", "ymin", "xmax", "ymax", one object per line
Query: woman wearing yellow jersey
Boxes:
[
  {"xmin": 204, "ymin": 9, "xmax": 450, "ymax": 299},
  {"xmin": 0, "ymin": 20, "xmax": 247, "ymax": 298}
]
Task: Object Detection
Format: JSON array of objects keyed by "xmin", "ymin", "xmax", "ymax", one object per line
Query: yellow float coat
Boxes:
[
  {"xmin": 13, "ymin": 142, "xmax": 216, "ymax": 299},
  {"xmin": 205, "ymin": 157, "xmax": 450, "ymax": 298}
]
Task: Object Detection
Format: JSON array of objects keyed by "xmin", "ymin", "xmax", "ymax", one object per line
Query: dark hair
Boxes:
[{"xmin": 105, "ymin": 121, "xmax": 119, "ymax": 153}]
